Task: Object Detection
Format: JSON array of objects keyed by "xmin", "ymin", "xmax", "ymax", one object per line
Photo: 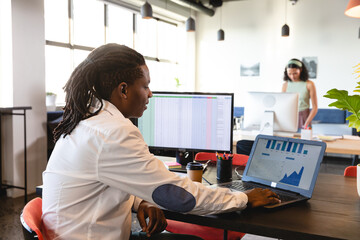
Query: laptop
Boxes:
[{"xmin": 213, "ymin": 134, "xmax": 327, "ymax": 208}]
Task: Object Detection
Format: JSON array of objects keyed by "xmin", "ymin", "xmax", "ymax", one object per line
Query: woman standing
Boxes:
[{"xmin": 282, "ymin": 58, "xmax": 318, "ymax": 129}]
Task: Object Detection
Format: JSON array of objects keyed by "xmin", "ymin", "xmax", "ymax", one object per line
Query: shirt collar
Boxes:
[
  {"xmin": 101, "ymin": 100, "xmax": 124, "ymax": 118},
  {"xmin": 88, "ymin": 98, "xmax": 124, "ymax": 118}
]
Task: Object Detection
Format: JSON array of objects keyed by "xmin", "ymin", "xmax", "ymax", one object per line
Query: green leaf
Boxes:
[
  {"xmin": 347, "ymin": 114, "xmax": 360, "ymax": 132},
  {"xmin": 174, "ymin": 77, "xmax": 181, "ymax": 88},
  {"xmin": 324, "ymin": 88, "xmax": 360, "ymax": 131},
  {"xmin": 355, "ymin": 81, "xmax": 360, "ymax": 93}
]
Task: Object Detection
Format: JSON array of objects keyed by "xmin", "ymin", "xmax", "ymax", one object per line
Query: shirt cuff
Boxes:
[
  {"xmin": 132, "ymin": 196, "xmax": 143, "ymax": 212},
  {"xmin": 233, "ymin": 191, "xmax": 249, "ymax": 210}
]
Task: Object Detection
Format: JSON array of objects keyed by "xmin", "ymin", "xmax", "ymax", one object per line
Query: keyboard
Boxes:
[{"xmin": 220, "ymin": 181, "xmax": 299, "ymax": 202}]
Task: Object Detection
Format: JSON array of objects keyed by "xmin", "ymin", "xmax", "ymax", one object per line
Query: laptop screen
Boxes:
[{"xmin": 242, "ymin": 135, "xmax": 327, "ymax": 198}]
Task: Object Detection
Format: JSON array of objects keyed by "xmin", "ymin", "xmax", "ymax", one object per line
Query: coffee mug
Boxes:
[
  {"xmin": 186, "ymin": 162, "xmax": 203, "ymax": 183},
  {"xmin": 301, "ymin": 128, "xmax": 312, "ymax": 140}
]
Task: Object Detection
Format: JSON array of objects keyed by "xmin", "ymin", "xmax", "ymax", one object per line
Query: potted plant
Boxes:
[
  {"xmin": 324, "ymin": 63, "xmax": 360, "ymax": 131},
  {"xmin": 46, "ymin": 92, "xmax": 57, "ymax": 111}
]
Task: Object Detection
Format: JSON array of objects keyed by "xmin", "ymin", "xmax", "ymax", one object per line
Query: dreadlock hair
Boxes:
[
  {"xmin": 283, "ymin": 58, "xmax": 309, "ymax": 82},
  {"xmin": 53, "ymin": 43, "xmax": 145, "ymax": 142}
]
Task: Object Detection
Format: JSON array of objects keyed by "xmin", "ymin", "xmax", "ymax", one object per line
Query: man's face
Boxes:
[{"xmin": 125, "ymin": 65, "xmax": 152, "ymax": 118}]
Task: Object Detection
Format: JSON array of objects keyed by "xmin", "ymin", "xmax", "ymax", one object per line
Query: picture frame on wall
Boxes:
[
  {"xmin": 240, "ymin": 62, "xmax": 260, "ymax": 77},
  {"xmin": 302, "ymin": 57, "xmax": 318, "ymax": 79}
]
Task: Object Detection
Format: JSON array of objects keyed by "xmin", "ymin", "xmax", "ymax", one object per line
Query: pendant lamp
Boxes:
[
  {"xmin": 141, "ymin": 1, "xmax": 153, "ymax": 19},
  {"xmin": 186, "ymin": 17, "xmax": 195, "ymax": 32},
  {"xmin": 217, "ymin": 29, "xmax": 225, "ymax": 41},
  {"xmin": 186, "ymin": 9, "xmax": 195, "ymax": 32},
  {"xmin": 217, "ymin": 7, "xmax": 224, "ymax": 41},
  {"xmin": 281, "ymin": 0, "xmax": 290, "ymax": 37},
  {"xmin": 345, "ymin": 0, "xmax": 360, "ymax": 18},
  {"xmin": 282, "ymin": 24, "xmax": 290, "ymax": 37}
]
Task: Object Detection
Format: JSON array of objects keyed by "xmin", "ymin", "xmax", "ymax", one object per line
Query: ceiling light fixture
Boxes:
[
  {"xmin": 141, "ymin": 1, "xmax": 153, "ymax": 19},
  {"xmin": 345, "ymin": 0, "xmax": 360, "ymax": 18},
  {"xmin": 186, "ymin": 8, "xmax": 195, "ymax": 32},
  {"xmin": 281, "ymin": 0, "xmax": 290, "ymax": 37},
  {"xmin": 217, "ymin": 6, "xmax": 224, "ymax": 41}
]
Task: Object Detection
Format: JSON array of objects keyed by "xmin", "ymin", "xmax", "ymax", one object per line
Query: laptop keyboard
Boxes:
[
  {"xmin": 221, "ymin": 181, "xmax": 298, "ymax": 202},
  {"xmin": 222, "ymin": 181, "xmax": 254, "ymax": 191}
]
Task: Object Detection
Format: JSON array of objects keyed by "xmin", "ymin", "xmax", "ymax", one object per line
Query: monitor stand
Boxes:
[
  {"xmin": 176, "ymin": 150, "xmax": 194, "ymax": 166},
  {"xmin": 260, "ymin": 111, "xmax": 274, "ymax": 136}
]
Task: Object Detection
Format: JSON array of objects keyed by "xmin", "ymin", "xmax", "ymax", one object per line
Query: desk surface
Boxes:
[
  {"xmin": 325, "ymin": 139, "xmax": 360, "ymax": 155},
  {"xmin": 164, "ymin": 164, "xmax": 360, "ymax": 240},
  {"xmin": 0, "ymin": 106, "xmax": 32, "ymax": 111},
  {"xmin": 233, "ymin": 130, "xmax": 360, "ymax": 156}
]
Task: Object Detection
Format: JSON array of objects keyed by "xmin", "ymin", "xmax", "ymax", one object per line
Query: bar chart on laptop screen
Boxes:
[{"xmin": 247, "ymin": 138, "xmax": 322, "ymax": 190}]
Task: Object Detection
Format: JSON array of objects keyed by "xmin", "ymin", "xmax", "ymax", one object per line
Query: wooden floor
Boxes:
[{"xmin": 0, "ymin": 156, "xmax": 353, "ymax": 240}]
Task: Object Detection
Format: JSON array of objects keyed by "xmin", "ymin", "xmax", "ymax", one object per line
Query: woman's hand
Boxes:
[
  {"xmin": 245, "ymin": 188, "xmax": 281, "ymax": 208},
  {"xmin": 137, "ymin": 200, "xmax": 167, "ymax": 237}
]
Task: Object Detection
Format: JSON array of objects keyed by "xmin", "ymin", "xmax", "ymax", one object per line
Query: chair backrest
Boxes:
[
  {"xmin": 194, "ymin": 152, "xmax": 248, "ymax": 167},
  {"xmin": 344, "ymin": 166, "xmax": 357, "ymax": 177},
  {"xmin": 20, "ymin": 197, "xmax": 44, "ymax": 240}
]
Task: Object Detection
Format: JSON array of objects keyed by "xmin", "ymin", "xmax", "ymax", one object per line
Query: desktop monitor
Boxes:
[
  {"xmin": 243, "ymin": 92, "xmax": 299, "ymax": 134},
  {"xmin": 137, "ymin": 92, "xmax": 234, "ymax": 164}
]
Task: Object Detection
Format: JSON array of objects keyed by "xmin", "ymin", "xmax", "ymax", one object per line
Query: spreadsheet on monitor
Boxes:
[{"xmin": 137, "ymin": 92, "xmax": 234, "ymax": 152}]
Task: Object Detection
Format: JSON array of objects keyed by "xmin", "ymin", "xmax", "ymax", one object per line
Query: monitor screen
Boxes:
[
  {"xmin": 243, "ymin": 92, "xmax": 299, "ymax": 132},
  {"xmin": 137, "ymin": 92, "xmax": 234, "ymax": 153}
]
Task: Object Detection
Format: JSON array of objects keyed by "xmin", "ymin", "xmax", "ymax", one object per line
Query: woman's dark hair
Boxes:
[
  {"xmin": 283, "ymin": 58, "xmax": 309, "ymax": 81},
  {"xmin": 53, "ymin": 43, "xmax": 145, "ymax": 141}
]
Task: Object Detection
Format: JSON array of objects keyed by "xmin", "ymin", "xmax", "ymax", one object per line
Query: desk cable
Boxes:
[{"xmin": 234, "ymin": 167, "xmax": 243, "ymax": 179}]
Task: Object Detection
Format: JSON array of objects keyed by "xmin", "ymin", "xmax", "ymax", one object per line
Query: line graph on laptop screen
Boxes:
[{"xmin": 246, "ymin": 138, "xmax": 322, "ymax": 190}]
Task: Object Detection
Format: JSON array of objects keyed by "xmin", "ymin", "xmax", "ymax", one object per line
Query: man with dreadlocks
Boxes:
[{"xmin": 42, "ymin": 44, "xmax": 280, "ymax": 240}]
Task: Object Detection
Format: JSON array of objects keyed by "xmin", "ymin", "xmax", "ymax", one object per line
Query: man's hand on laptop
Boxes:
[{"xmin": 245, "ymin": 188, "xmax": 281, "ymax": 208}]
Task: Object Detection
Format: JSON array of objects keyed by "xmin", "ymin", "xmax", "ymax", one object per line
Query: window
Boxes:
[
  {"xmin": 158, "ymin": 21, "xmax": 178, "ymax": 61},
  {"xmin": 135, "ymin": 16, "xmax": 157, "ymax": 57},
  {"xmin": 44, "ymin": 0, "xmax": 184, "ymax": 106},
  {"xmin": 73, "ymin": 0, "xmax": 104, "ymax": 48},
  {"xmin": 44, "ymin": 45, "xmax": 72, "ymax": 103},
  {"xmin": 44, "ymin": 0, "xmax": 68, "ymax": 43},
  {"xmin": 106, "ymin": 6, "xmax": 133, "ymax": 47}
]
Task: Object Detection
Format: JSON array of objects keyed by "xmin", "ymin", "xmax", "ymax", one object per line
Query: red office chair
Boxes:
[
  {"xmin": 344, "ymin": 166, "xmax": 357, "ymax": 177},
  {"xmin": 194, "ymin": 152, "xmax": 248, "ymax": 167},
  {"xmin": 166, "ymin": 152, "xmax": 248, "ymax": 240},
  {"xmin": 20, "ymin": 197, "xmax": 44, "ymax": 240},
  {"xmin": 166, "ymin": 220, "xmax": 245, "ymax": 240}
]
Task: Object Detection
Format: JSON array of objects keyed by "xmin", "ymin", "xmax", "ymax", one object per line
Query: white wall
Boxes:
[
  {"xmin": 0, "ymin": 0, "xmax": 47, "ymax": 197},
  {"xmin": 0, "ymin": 0, "xmax": 13, "ymax": 106},
  {"xmin": 195, "ymin": 0, "xmax": 360, "ymax": 108}
]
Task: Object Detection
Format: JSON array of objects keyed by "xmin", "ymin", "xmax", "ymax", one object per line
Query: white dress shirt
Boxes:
[{"xmin": 42, "ymin": 100, "xmax": 248, "ymax": 240}]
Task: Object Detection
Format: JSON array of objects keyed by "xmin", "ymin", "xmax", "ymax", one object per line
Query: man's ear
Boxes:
[{"xmin": 117, "ymin": 82, "xmax": 128, "ymax": 99}]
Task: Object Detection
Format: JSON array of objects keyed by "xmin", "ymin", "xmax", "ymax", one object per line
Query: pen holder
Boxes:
[{"xmin": 217, "ymin": 157, "xmax": 233, "ymax": 182}]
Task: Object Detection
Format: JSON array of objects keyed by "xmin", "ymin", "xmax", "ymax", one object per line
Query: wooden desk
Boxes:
[
  {"xmin": 325, "ymin": 139, "xmax": 360, "ymax": 155},
  {"xmin": 36, "ymin": 158, "xmax": 360, "ymax": 239},
  {"xmin": 164, "ymin": 165, "xmax": 360, "ymax": 240},
  {"xmin": 233, "ymin": 130, "xmax": 360, "ymax": 164}
]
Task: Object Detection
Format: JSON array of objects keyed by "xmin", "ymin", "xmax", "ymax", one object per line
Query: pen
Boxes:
[{"xmin": 202, "ymin": 160, "xmax": 211, "ymax": 173}]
